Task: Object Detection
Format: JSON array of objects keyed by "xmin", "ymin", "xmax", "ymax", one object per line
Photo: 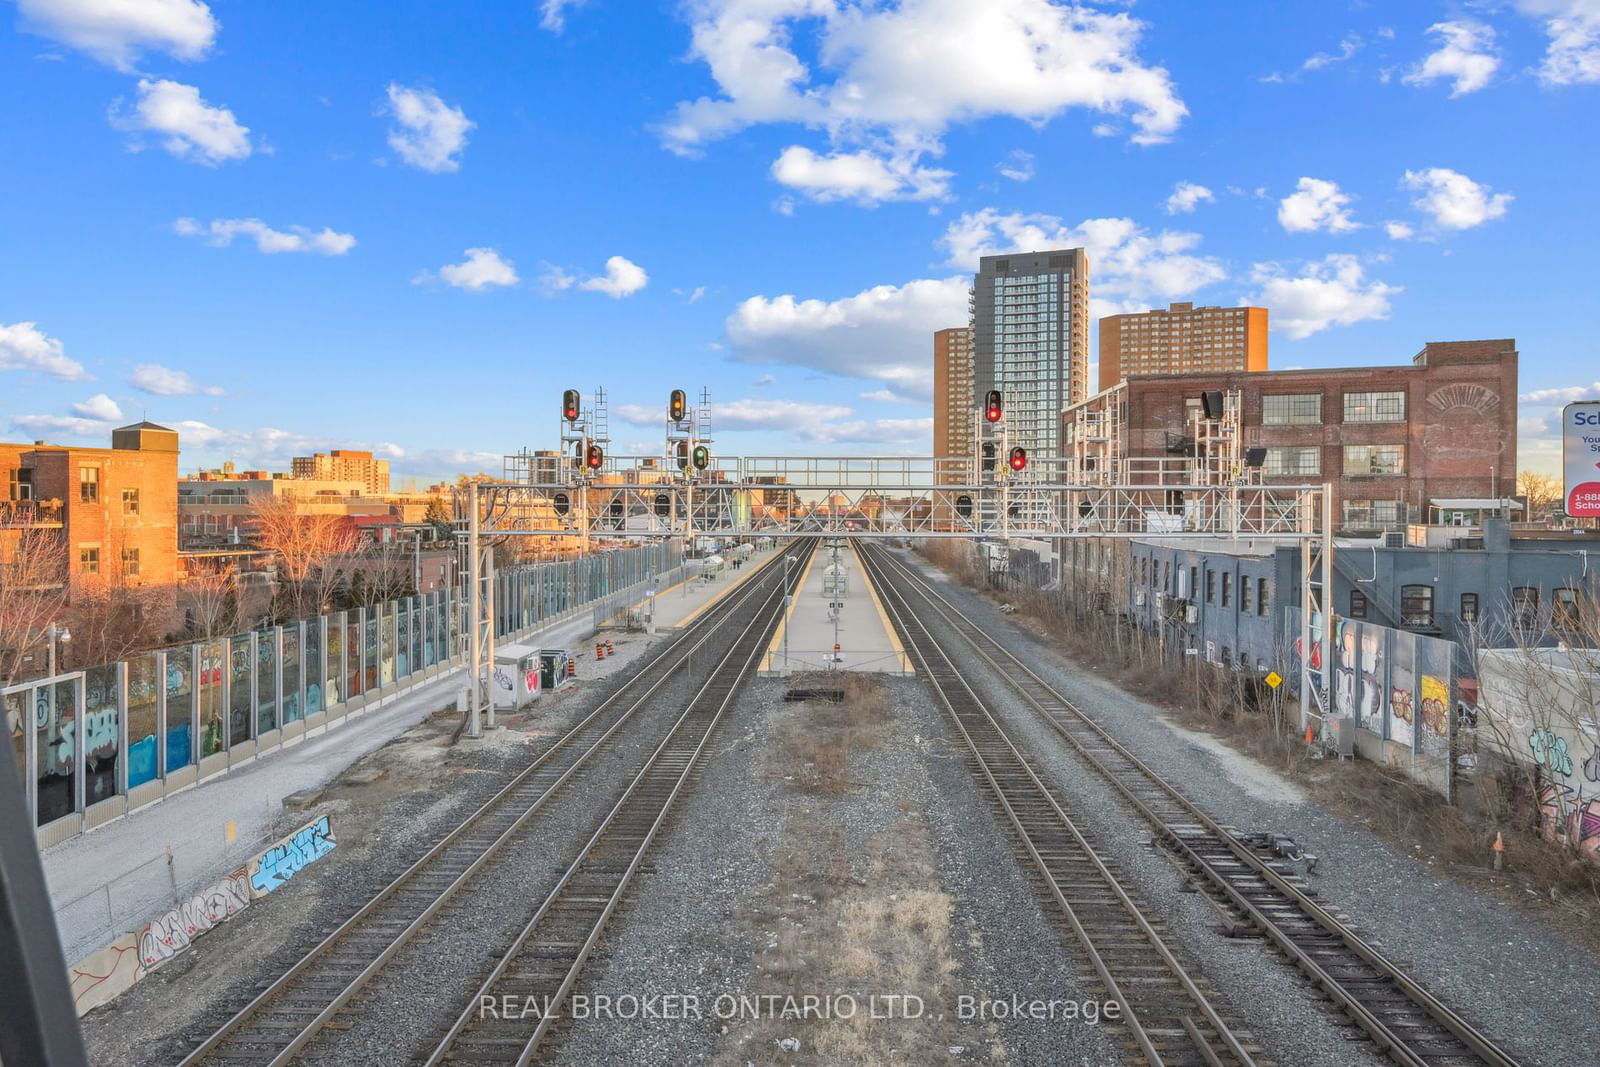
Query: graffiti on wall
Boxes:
[
  {"xmin": 71, "ymin": 814, "xmax": 338, "ymax": 1016},
  {"xmin": 136, "ymin": 865, "xmax": 252, "ymax": 974},
  {"xmin": 248, "ymin": 814, "xmax": 336, "ymax": 897}
]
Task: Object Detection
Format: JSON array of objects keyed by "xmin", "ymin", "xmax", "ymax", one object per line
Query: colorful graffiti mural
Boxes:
[
  {"xmin": 248, "ymin": 815, "xmax": 337, "ymax": 897},
  {"xmin": 69, "ymin": 815, "xmax": 338, "ymax": 1016}
]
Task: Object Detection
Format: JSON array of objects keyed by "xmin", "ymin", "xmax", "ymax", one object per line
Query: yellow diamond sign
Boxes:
[{"xmin": 1264, "ymin": 671, "xmax": 1283, "ymax": 689}]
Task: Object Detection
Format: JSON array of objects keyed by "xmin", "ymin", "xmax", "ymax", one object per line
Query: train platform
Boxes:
[
  {"xmin": 761, "ymin": 539, "xmax": 910, "ymax": 674},
  {"xmin": 643, "ymin": 543, "xmax": 780, "ymax": 630}
]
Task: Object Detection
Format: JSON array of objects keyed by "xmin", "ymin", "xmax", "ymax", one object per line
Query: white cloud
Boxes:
[
  {"xmin": 540, "ymin": 0, "xmax": 588, "ymax": 32},
  {"xmin": 859, "ymin": 388, "xmax": 916, "ymax": 403},
  {"xmin": 1403, "ymin": 20, "xmax": 1499, "ymax": 96},
  {"xmin": 111, "ymin": 78, "xmax": 251, "ymax": 165},
  {"xmin": 799, "ymin": 415, "xmax": 933, "ymax": 446},
  {"xmin": 1512, "ymin": 2, "xmax": 1600, "ymax": 85},
  {"xmin": 726, "ymin": 276, "xmax": 970, "ymax": 397},
  {"xmin": 417, "ymin": 247, "xmax": 519, "ymax": 290},
  {"xmin": 1384, "ymin": 220, "xmax": 1414, "ymax": 240},
  {"xmin": 1402, "ymin": 167, "xmax": 1512, "ymax": 230},
  {"xmin": 1520, "ymin": 381, "xmax": 1600, "ymax": 405},
  {"xmin": 1302, "ymin": 34, "xmax": 1362, "ymax": 71},
  {"xmin": 938, "ymin": 208, "xmax": 1227, "ymax": 318},
  {"xmin": 1164, "ymin": 181, "xmax": 1213, "ymax": 215},
  {"xmin": 0, "ymin": 321, "xmax": 91, "ymax": 380},
  {"xmin": 17, "ymin": 0, "xmax": 216, "ymax": 70},
  {"xmin": 70, "ymin": 393, "xmax": 123, "ymax": 421},
  {"xmin": 660, "ymin": 0, "xmax": 1185, "ymax": 199},
  {"xmin": 1249, "ymin": 254, "xmax": 1400, "ymax": 339},
  {"xmin": 579, "ymin": 256, "xmax": 649, "ymax": 298},
  {"xmin": 773, "ymin": 195, "xmax": 797, "ymax": 216},
  {"xmin": 771, "ymin": 145, "xmax": 951, "ymax": 204},
  {"xmin": 688, "ymin": 286, "xmax": 706, "ymax": 303},
  {"xmin": 1277, "ymin": 176, "xmax": 1359, "ymax": 234},
  {"xmin": 384, "ymin": 84, "xmax": 474, "ymax": 173},
  {"xmin": 130, "ymin": 362, "xmax": 223, "ymax": 396},
  {"xmin": 173, "ymin": 217, "xmax": 356, "ymax": 255},
  {"xmin": 10, "ymin": 414, "xmax": 118, "ymax": 438},
  {"xmin": 997, "ymin": 149, "xmax": 1034, "ymax": 182},
  {"xmin": 753, "ymin": 373, "xmax": 777, "ymax": 387}
]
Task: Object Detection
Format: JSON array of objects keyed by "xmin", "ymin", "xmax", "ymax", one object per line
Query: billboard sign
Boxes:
[{"xmin": 1566, "ymin": 402, "xmax": 1600, "ymax": 517}]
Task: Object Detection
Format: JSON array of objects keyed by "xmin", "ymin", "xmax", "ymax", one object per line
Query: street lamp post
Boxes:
[{"xmin": 46, "ymin": 623, "xmax": 71, "ymax": 678}]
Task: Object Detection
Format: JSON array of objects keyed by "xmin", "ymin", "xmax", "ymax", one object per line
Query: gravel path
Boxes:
[
  {"xmin": 557, "ymin": 674, "xmax": 1126, "ymax": 1066},
  {"xmin": 896, "ymin": 547, "xmax": 1596, "ymax": 1067}
]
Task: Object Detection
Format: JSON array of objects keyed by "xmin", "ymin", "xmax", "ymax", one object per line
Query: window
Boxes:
[
  {"xmin": 1511, "ymin": 587, "xmax": 1540, "ymax": 628},
  {"xmin": 1206, "ymin": 569, "xmax": 1216, "ymax": 603},
  {"xmin": 121, "ymin": 488, "xmax": 140, "ymax": 515},
  {"xmin": 1189, "ymin": 565, "xmax": 1198, "ymax": 600},
  {"xmin": 1258, "ymin": 578, "xmax": 1271, "ymax": 616},
  {"xmin": 1343, "ymin": 499, "xmax": 1404, "ymax": 527},
  {"xmin": 1401, "ymin": 584, "xmax": 1434, "ymax": 627},
  {"xmin": 1460, "ymin": 593, "xmax": 1479, "ymax": 623},
  {"xmin": 1241, "ymin": 575, "xmax": 1253, "ymax": 614},
  {"xmin": 1350, "ymin": 590, "xmax": 1368, "ymax": 618},
  {"xmin": 121, "ymin": 547, "xmax": 140, "ymax": 577},
  {"xmin": 6, "ymin": 469, "xmax": 19, "ymax": 501},
  {"xmin": 1344, "ymin": 390, "xmax": 1406, "ymax": 423},
  {"xmin": 1261, "ymin": 393, "xmax": 1322, "ymax": 425},
  {"xmin": 1263, "ymin": 447, "xmax": 1321, "ymax": 477},
  {"xmin": 1554, "ymin": 588, "xmax": 1580, "ymax": 630},
  {"xmin": 1222, "ymin": 573, "xmax": 1232, "ymax": 607},
  {"xmin": 80, "ymin": 465, "xmax": 99, "ymax": 503},
  {"xmin": 79, "ymin": 546, "xmax": 99, "ymax": 574},
  {"xmin": 1344, "ymin": 445, "xmax": 1404, "ymax": 476}
]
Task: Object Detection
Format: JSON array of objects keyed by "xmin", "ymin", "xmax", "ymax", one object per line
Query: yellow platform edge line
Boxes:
[
  {"xmin": 851, "ymin": 541, "xmax": 913, "ymax": 676},
  {"xmin": 673, "ymin": 548, "xmax": 778, "ymax": 631},
  {"xmin": 762, "ymin": 541, "xmax": 820, "ymax": 671}
]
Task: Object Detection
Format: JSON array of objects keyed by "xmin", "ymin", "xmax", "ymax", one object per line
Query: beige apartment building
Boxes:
[
  {"xmin": 1099, "ymin": 302, "xmax": 1268, "ymax": 392},
  {"xmin": 934, "ymin": 326, "xmax": 975, "ymax": 468},
  {"xmin": 290, "ymin": 449, "xmax": 391, "ymax": 494}
]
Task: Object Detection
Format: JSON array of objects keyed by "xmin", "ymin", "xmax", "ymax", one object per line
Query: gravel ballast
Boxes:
[{"xmin": 894, "ymin": 546, "xmax": 1600, "ymax": 1066}]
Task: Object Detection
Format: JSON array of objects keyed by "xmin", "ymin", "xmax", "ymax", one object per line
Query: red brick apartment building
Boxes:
[
  {"xmin": 1, "ymin": 421, "xmax": 180, "ymax": 588},
  {"xmin": 1062, "ymin": 340, "xmax": 1518, "ymax": 532}
]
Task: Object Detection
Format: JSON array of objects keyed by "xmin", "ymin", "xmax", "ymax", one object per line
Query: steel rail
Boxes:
[
  {"xmin": 425, "ymin": 538, "xmax": 815, "ymax": 1065},
  {"xmin": 859, "ymin": 545, "xmax": 1255, "ymax": 1067},
  {"xmin": 178, "ymin": 543, "xmax": 807, "ymax": 1067},
  {"xmin": 864, "ymin": 544, "xmax": 1524, "ymax": 1067}
]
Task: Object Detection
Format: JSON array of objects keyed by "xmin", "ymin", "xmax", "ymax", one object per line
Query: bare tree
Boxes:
[
  {"xmin": 343, "ymin": 535, "xmax": 416, "ymax": 607},
  {"xmin": 0, "ymin": 529, "xmax": 69, "ymax": 683},
  {"xmin": 60, "ymin": 532, "xmax": 165, "ymax": 669},
  {"xmin": 1470, "ymin": 584, "xmax": 1600, "ymax": 859},
  {"xmin": 251, "ymin": 494, "xmax": 361, "ymax": 620},
  {"xmin": 1517, "ymin": 471, "xmax": 1562, "ymax": 522},
  {"xmin": 182, "ymin": 559, "xmax": 242, "ymax": 638}
]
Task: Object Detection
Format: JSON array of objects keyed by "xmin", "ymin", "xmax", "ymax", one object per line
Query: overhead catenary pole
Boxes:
[{"xmin": 467, "ymin": 481, "xmax": 482, "ymax": 739}]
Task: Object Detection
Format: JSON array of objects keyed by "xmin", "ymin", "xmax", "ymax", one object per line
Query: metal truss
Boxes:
[{"xmin": 456, "ymin": 449, "xmax": 1333, "ymax": 742}]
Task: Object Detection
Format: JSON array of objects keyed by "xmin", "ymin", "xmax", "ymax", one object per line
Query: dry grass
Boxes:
[
  {"xmin": 773, "ymin": 673, "xmax": 894, "ymax": 795},
  {"xmin": 918, "ymin": 541, "xmax": 1600, "ymax": 942}
]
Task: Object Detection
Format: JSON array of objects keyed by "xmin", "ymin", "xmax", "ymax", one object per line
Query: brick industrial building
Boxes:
[
  {"xmin": 1, "ymin": 421, "xmax": 181, "ymax": 589},
  {"xmin": 1061, "ymin": 339, "xmax": 1519, "ymax": 533},
  {"xmin": 1098, "ymin": 302, "xmax": 1268, "ymax": 392}
]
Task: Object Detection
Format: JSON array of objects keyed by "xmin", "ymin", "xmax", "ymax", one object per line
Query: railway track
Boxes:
[
  {"xmin": 861, "ymin": 544, "xmax": 1524, "ymax": 1067},
  {"xmin": 178, "ymin": 541, "xmax": 810, "ymax": 1067},
  {"xmin": 859, "ymin": 545, "xmax": 1258, "ymax": 1067},
  {"xmin": 423, "ymin": 537, "xmax": 815, "ymax": 1065}
]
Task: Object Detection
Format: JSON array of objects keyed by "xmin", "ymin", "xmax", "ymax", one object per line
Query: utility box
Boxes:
[
  {"xmin": 493, "ymin": 643, "xmax": 542, "ymax": 710},
  {"xmin": 540, "ymin": 648, "xmax": 574, "ymax": 691}
]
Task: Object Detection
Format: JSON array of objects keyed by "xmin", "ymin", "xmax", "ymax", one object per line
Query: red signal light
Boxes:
[
  {"xmin": 585, "ymin": 443, "xmax": 604, "ymax": 470},
  {"xmin": 562, "ymin": 389, "xmax": 581, "ymax": 423},
  {"xmin": 984, "ymin": 389, "xmax": 1003, "ymax": 423},
  {"xmin": 1008, "ymin": 446, "xmax": 1027, "ymax": 471}
]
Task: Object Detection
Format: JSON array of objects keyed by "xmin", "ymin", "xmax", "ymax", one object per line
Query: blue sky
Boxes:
[{"xmin": 2, "ymin": 0, "xmax": 1596, "ymax": 483}]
